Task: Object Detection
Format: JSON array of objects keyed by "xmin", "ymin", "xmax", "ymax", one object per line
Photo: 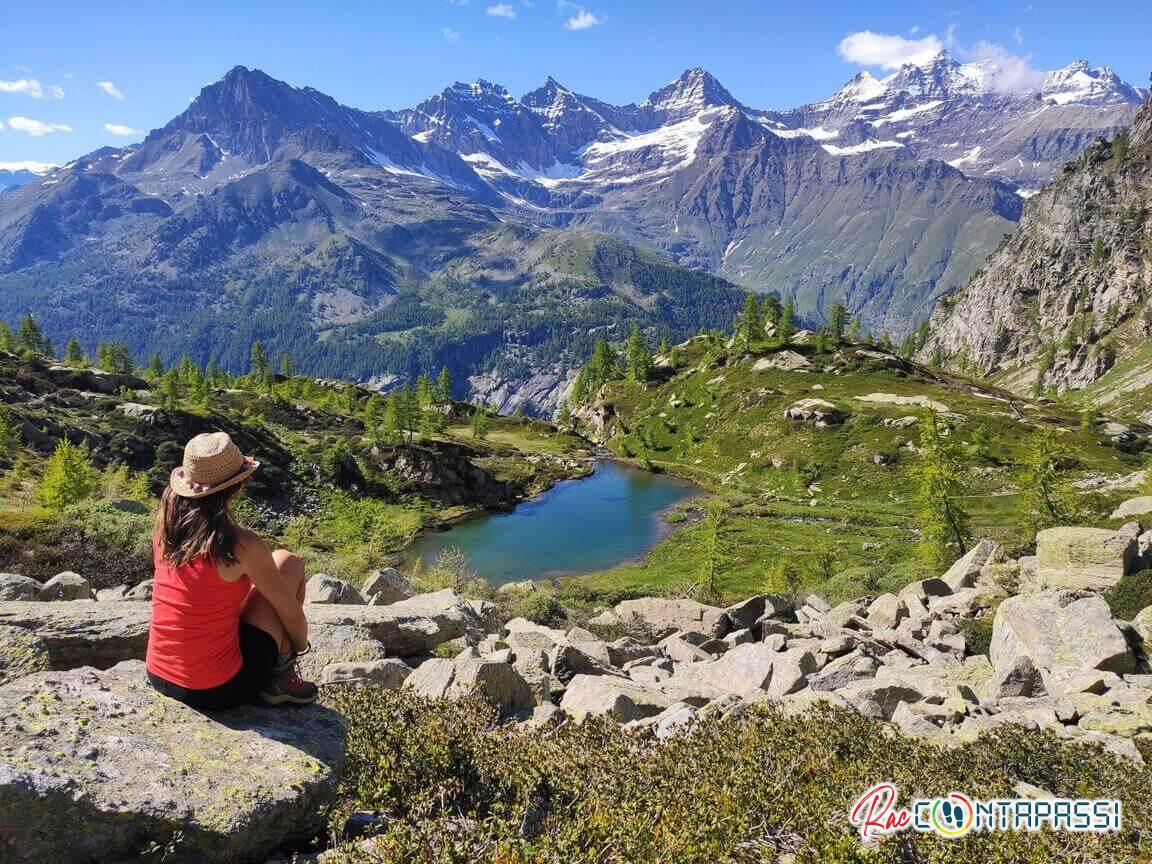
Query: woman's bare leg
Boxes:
[{"xmin": 241, "ymin": 549, "xmax": 306, "ymax": 654}]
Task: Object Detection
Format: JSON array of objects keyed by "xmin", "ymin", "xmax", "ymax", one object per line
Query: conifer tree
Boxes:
[
  {"xmin": 827, "ymin": 302, "xmax": 849, "ymax": 343},
  {"xmin": 188, "ymin": 364, "xmax": 209, "ymax": 407},
  {"xmin": 148, "ymin": 354, "xmax": 165, "ymax": 381},
  {"xmin": 738, "ymin": 293, "xmax": 761, "ymax": 351},
  {"xmin": 250, "ymin": 340, "xmax": 268, "ymax": 382},
  {"xmin": 64, "ymin": 338, "xmax": 86, "ymax": 366},
  {"xmin": 0, "ymin": 322, "xmax": 13, "ymax": 353},
  {"xmin": 380, "ymin": 394, "xmax": 402, "ymax": 445},
  {"xmin": 36, "ymin": 439, "xmax": 97, "ymax": 510},
  {"xmin": 555, "ymin": 402, "xmax": 573, "ymax": 433},
  {"xmin": 435, "ymin": 366, "xmax": 453, "ymax": 403},
  {"xmin": 178, "ymin": 355, "xmax": 195, "ymax": 383},
  {"xmin": 162, "ymin": 370, "xmax": 181, "ymax": 410},
  {"xmin": 471, "ymin": 406, "xmax": 490, "ymax": 440},
  {"xmin": 363, "ymin": 395, "xmax": 382, "ymax": 438},
  {"xmin": 777, "ymin": 299, "xmax": 796, "ymax": 344},
  {"xmin": 96, "ymin": 343, "xmax": 115, "ymax": 371},
  {"xmin": 114, "ymin": 340, "xmax": 134, "ymax": 374},
  {"xmin": 658, "ymin": 335, "xmax": 670, "ymax": 356},
  {"xmin": 914, "ymin": 413, "xmax": 971, "ymax": 569},
  {"xmin": 846, "ymin": 316, "xmax": 863, "ymax": 343},
  {"xmin": 416, "ymin": 374, "xmax": 435, "ymax": 406},
  {"xmin": 279, "ymin": 353, "xmax": 295, "ymax": 378},
  {"xmin": 625, "ymin": 325, "xmax": 654, "ymax": 383},
  {"xmin": 760, "ymin": 294, "xmax": 783, "ymax": 328},
  {"xmin": 1021, "ymin": 426, "xmax": 1074, "ymax": 533},
  {"xmin": 16, "ymin": 314, "xmax": 50, "ymax": 356},
  {"xmin": 0, "ymin": 406, "xmax": 17, "ymax": 460},
  {"xmin": 204, "ymin": 359, "xmax": 219, "ymax": 387},
  {"xmin": 344, "ymin": 383, "xmax": 359, "ymax": 415}
]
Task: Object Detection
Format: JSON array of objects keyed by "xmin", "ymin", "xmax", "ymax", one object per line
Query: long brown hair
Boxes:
[{"xmin": 155, "ymin": 483, "xmax": 244, "ymax": 567}]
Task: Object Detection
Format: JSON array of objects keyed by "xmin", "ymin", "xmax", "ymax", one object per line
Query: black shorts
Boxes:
[{"xmin": 147, "ymin": 622, "xmax": 280, "ymax": 711}]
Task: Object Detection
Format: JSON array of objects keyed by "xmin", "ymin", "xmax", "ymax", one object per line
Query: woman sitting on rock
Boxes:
[{"xmin": 146, "ymin": 431, "xmax": 317, "ymax": 710}]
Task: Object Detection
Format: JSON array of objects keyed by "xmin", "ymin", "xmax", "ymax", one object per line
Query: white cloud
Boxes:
[
  {"xmin": 837, "ymin": 28, "xmax": 1044, "ymax": 93},
  {"xmin": 486, "ymin": 3, "xmax": 515, "ymax": 16},
  {"xmin": 564, "ymin": 8, "xmax": 601, "ymax": 30},
  {"xmin": 0, "ymin": 78, "xmax": 46, "ymax": 98},
  {"xmin": 966, "ymin": 40, "xmax": 1045, "ymax": 91},
  {"xmin": 442, "ymin": 26, "xmax": 461, "ymax": 42},
  {"xmin": 103, "ymin": 122, "xmax": 142, "ymax": 136},
  {"xmin": 909, "ymin": 25, "xmax": 921, "ymax": 35},
  {"xmin": 48, "ymin": 84, "xmax": 65, "ymax": 99},
  {"xmin": 1012, "ymin": 26, "xmax": 1024, "ymax": 45},
  {"xmin": 0, "ymin": 160, "xmax": 57, "ymax": 174},
  {"xmin": 7, "ymin": 116, "xmax": 73, "ymax": 136},
  {"xmin": 837, "ymin": 30, "xmax": 943, "ymax": 70},
  {"xmin": 96, "ymin": 81, "xmax": 124, "ymax": 100}
]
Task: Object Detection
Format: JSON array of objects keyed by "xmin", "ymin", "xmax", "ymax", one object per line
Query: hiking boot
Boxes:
[{"xmin": 259, "ymin": 661, "xmax": 318, "ymax": 706}]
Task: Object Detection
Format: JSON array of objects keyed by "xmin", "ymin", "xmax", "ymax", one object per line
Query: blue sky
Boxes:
[{"xmin": 1, "ymin": 0, "xmax": 1148, "ymax": 168}]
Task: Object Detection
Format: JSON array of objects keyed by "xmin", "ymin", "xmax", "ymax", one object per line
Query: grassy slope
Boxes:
[
  {"xmin": 0, "ymin": 353, "xmax": 590, "ymax": 588},
  {"xmin": 574, "ymin": 336, "xmax": 1146, "ymax": 603}
]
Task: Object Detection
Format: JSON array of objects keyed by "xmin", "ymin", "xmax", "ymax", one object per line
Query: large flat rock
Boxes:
[
  {"xmin": 990, "ymin": 591, "xmax": 1135, "ymax": 678},
  {"xmin": 1035, "ymin": 527, "xmax": 1137, "ymax": 591},
  {"xmin": 0, "ymin": 662, "xmax": 346, "ymax": 864},
  {"xmin": 0, "ymin": 589, "xmax": 481, "ymax": 669}
]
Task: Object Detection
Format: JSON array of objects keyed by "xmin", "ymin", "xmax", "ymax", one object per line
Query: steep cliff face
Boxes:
[{"xmin": 922, "ymin": 95, "xmax": 1152, "ymax": 413}]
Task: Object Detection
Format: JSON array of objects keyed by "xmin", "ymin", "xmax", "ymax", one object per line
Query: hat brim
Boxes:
[{"xmin": 169, "ymin": 457, "xmax": 260, "ymax": 499}]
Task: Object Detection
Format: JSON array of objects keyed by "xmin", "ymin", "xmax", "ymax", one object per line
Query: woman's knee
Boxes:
[{"xmin": 272, "ymin": 549, "xmax": 304, "ymax": 584}]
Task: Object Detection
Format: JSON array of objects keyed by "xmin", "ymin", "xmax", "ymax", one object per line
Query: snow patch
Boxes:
[{"xmin": 820, "ymin": 140, "xmax": 905, "ymax": 156}]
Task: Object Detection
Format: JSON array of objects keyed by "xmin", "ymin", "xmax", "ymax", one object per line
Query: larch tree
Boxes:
[{"xmin": 914, "ymin": 412, "xmax": 971, "ymax": 570}]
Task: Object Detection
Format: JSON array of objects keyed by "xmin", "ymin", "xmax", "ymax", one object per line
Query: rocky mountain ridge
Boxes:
[{"xmin": 922, "ymin": 91, "xmax": 1152, "ymax": 420}]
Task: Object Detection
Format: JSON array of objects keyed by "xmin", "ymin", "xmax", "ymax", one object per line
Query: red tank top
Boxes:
[{"xmin": 146, "ymin": 542, "xmax": 252, "ymax": 689}]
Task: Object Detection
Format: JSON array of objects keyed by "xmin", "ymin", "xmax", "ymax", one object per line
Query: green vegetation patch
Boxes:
[{"xmin": 320, "ymin": 687, "xmax": 1152, "ymax": 864}]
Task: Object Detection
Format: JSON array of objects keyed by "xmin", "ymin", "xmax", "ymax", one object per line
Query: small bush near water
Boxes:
[{"xmin": 321, "ymin": 687, "xmax": 1152, "ymax": 864}]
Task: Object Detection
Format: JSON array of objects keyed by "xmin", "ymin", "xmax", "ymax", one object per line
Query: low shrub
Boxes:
[
  {"xmin": 512, "ymin": 591, "xmax": 568, "ymax": 628},
  {"xmin": 321, "ymin": 688, "xmax": 1152, "ymax": 863},
  {"xmin": 959, "ymin": 615, "xmax": 995, "ymax": 656},
  {"xmin": 0, "ymin": 501, "xmax": 153, "ymax": 588},
  {"xmin": 1104, "ymin": 570, "xmax": 1152, "ymax": 621}
]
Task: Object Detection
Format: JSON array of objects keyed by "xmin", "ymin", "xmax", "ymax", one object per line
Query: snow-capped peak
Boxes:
[
  {"xmin": 641, "ymin": 68, "xmax": 739, "ymax": 117},
  {"xmin": 1041, "ymin": 61, "xmax": 1142, "ymax": 106}
]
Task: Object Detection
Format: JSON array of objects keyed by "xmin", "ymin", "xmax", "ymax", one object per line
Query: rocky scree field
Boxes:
[{"xmin": 1, "ymin": 515, "xmax": 1151, "ymax": 862}]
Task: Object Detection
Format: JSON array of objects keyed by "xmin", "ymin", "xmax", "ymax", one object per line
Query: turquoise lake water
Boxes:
[{"xmin": 405, "ymin": 461, "xmax": 700, "ymax": 585}]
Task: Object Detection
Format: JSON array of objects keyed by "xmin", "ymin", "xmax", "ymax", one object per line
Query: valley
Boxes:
[{"xmin": 1, "ymin": 15, "xmax": 1152, "ymax": 862}]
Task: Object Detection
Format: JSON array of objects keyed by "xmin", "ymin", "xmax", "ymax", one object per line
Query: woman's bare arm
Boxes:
[{"xmin": 233, "ymin": 531, "xmax": 309, "ymax": 653}]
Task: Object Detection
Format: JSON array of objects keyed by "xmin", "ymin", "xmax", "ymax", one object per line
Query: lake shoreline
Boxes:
[{"xmin": 404, "ymin": 460, "xmax": 702, "ymax": 584}]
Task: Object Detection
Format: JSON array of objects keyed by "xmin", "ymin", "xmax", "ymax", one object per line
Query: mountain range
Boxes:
[{"xmin": 0, "ymin": 54, "xmax": 1144, "ymax": 412}]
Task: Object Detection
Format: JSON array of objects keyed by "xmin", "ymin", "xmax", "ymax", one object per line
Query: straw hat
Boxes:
[{"xmin": 169, "ymin": 432, "xmax": 259, "ymax": 499}]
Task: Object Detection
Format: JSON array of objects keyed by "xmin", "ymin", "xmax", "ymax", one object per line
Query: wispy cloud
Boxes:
[
  {"xmin": 837, "ymin": 30, "xmax": 943, "ymax": 70},
  {"xmin": 0, "ymin": 160, "xmax": 57, "ymax": 173},
  {"xmin": 103, "ymin": 123, "xmax": 142, "ymax": 136},
  {"xmin": 837, "ymin": 27, "xmax": 1044, "ymax": 93},
  {"xmin": 1012, "ymin": 26, "xmax": 1024, "ymax": 45},
  {"xmin": 564, "ymin": 8, "xmax": 601, "ymax": 30},
  {"xmin": 48, "ymin": 84, "xmax": 65, "ymax": 99},
  {"xmin": 96, "ymin": 81, "xmax": 124, "ymax": 100},
  {"xmin": 486, "ymin": 3, "xmax": 516, "ymax": 17},
  {"xmin": 966, "ymin": 40, "xmax": 1045, "ymax": 91},
  {"xmin": 7, "ymin": 116, "xmax": 73, "ymax": 136},
  {"xmin": 0, "ymin": 78, "xmax": 48, "ymax": 98},
  {"xmin": 442, "ymin": 26, "xmax": 461, "ymax": 42}
]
